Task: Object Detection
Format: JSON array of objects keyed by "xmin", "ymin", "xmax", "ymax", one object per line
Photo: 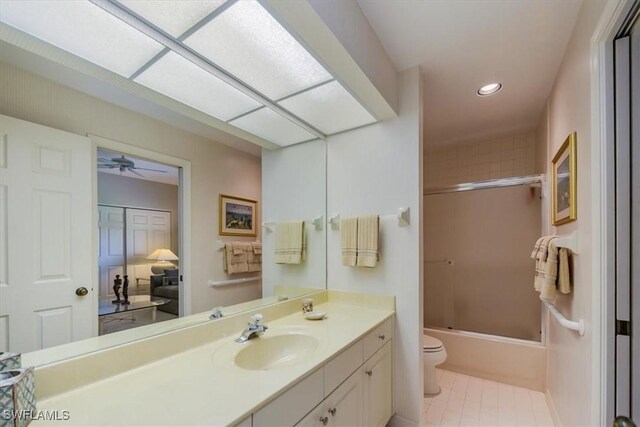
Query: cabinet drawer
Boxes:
[
  {"xmin": 363, "ymin": 317, "xmax": 393, "ymax": 361},
  {"xmin": 254, "ymin": 368, "xmax": 324, "ymax": 427},
  {"xmin": 324, "ymin": 340, "xmax": 363, "ymax": 395}
]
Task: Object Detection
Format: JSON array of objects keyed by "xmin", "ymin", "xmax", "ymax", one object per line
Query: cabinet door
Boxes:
[
  {"xmin": 325, "ymin": 369, "xmax": 363, "ymax": 427},
  {"xmin": 363, "ymin": 341, "xmax": 393, "ymax": 427},
  {"xmin": 296, "ymin": 403, "xmax": 328, "ymax": 427}
]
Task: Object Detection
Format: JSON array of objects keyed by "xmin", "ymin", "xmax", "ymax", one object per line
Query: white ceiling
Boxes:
[
  {"xmin": 357, "ymin": 0, "xmax": 583, "ymax": 146},
  {"xmin": 97, "ymin": 149, "xmax": 179, "ymax": 186}
]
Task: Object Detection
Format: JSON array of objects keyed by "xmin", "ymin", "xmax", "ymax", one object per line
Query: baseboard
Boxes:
[
  {"xmin": 387, "ymin": 413, "xmax": 419, "ymax": 427},
  {"xmin": 545, "ymin": 388, "xmax": 562, "ymax": 426}
]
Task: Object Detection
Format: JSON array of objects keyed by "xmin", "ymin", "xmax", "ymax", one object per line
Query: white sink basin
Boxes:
[{"xmin": 234, "ymin": 333, "xmax": 319, "ymax": 371}]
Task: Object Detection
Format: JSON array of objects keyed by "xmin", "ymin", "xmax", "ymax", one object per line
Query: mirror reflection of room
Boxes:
[{"xmin": 97, "ymin": 149, "xmax": 180, "ymax": 335}]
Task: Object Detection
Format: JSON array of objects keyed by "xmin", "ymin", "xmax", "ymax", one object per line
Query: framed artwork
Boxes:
[
  {"xmin": 219, "ymin": 194, "xmax": 257, "ymax": 237},
  {"xmin": 551, "ymin": 132, "xmax": 577, "ymax": 226}
]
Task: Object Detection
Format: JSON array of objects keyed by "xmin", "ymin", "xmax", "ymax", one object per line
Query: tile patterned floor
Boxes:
[{"xmin": 423, "ymin": 369, "xmax": 555, "ymax": 427}]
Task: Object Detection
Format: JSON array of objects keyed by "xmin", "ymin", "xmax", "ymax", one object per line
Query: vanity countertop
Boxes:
[{"xmin": 34, "ymin": 300, "xmax": 394, "ymax": 426}]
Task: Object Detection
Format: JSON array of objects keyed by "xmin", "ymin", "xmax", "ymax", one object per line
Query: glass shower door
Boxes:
[{"xmin": 424, "ymin": 183, "xmax": 542, "ymax": 341}]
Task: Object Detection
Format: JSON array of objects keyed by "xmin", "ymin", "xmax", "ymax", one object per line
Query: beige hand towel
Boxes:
[
  {"xmin": 224, "ymin": 242, "xmax": 249, "ymax": 274},
  {"xmin": 541, "ymin": 239, "xmax": 559, "ymax": 300},
  {"xmin": 341, "ymin": 217, "xmax": 358, "ymax": 266},
  {"xmin": 275, "ymin": 221, "xmax": 305, "ymax": 264},
  {"xmin": 558, "ymin": 248, "xmax": 572, "ymax": 294},
  {"xmin": 356, "ymin": 215, "xmax": 380, "ymax": 268},
  {"xmin": 247, "ymin": 242, "xmax": 262, "ymax": 272},
  {"xmin": 534, "ymin": 236, "xmax": 554, "ymax": 292}
]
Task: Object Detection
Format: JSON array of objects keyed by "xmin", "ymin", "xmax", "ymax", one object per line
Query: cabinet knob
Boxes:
[
  {"xmin": 378, "ymin": 334, "xmax": 385, "ymax": 340},
  {"xmin": 319, "ymin": 416, "xmax": 329, "ymax": 425},
  {"xmin": 328, "ymin": 408, "xmax": 337, "ymax": 416},
  {"xmin": 366, "ymin": 369, "xmax": 373, "ymax": 376}
]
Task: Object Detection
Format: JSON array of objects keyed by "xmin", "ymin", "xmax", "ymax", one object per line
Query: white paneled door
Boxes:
[
  {"xmin": 125, "ymin": 208, "xmax": 171, "ymax": 284},
  {"xmin": 0, "ymin": 115, "xmax": 94, "ymax": 353},
  {"xmin": 98, "ymin": 206, "xmax": 125, "ymax": 298}
]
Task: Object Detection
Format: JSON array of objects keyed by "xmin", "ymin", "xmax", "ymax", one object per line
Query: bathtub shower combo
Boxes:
[{"xmin": 423, "ymin": 175, "xmax": 546, "ymax": 393}]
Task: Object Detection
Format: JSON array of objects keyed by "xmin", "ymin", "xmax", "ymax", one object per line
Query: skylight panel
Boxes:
[
  {"xmin": 229, "ymin": 108, "xmax": 317, "ymax": 147},
  {"xmin": 134, "ymin": 51, "xmax": 261, "ymax": 121},
  {"xmin": 279, "ymin": 81, "xmax": 376, "ymax": 134},
  {"xmin": 0, "ymin": 1, "xmax": 164, "ymax": 77},
  {"xmin": 183, "ymin": 0, "xmax": 332, "ymax": 100},
  {"xmin": 118, "ymin": 0, "xmax": 227, "ymax": 38}
]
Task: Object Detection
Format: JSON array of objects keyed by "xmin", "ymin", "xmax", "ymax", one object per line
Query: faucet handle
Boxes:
[{"xmin": 251, "ymin": 313, "xmax": 263, "ymax": 324}]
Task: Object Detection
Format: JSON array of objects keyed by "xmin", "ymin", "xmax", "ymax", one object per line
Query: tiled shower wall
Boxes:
[{"xmin": 425, "ymin": 132, "xmax": 538, "ymax": 187}]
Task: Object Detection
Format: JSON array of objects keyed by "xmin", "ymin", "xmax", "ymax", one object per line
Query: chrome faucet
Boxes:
[
  {"xmin": 209, "ymin": 306, "xmax": 224, "ymax": 320},
  {"xmin": 235, "ymin": 314, "xmax": 268, "ymax": 343}
]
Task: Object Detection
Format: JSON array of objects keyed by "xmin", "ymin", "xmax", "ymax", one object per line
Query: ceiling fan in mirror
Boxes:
[{"xmin": 97, "ymin": 155, "xmax": 166, "ymax": 177}]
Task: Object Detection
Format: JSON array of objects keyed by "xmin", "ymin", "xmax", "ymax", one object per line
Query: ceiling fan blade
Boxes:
[
  {"xmin": 97, "ymin": 158, "xmax": 113, "ymax": 162},
  {"xmin": 132, "ymin": 167, "xmax": 168, "ymax": 173},
  {"xmin": 97, "ymin": 164, "xmax": 118, "ymax": 168},
  {"xmin": 128, "ymin": 168, "xmax": 145, "ymax": 178}
]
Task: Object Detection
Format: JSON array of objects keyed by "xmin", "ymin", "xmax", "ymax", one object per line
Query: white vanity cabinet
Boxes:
[
  {"xmin": 298, "ymin": 366, "xmax": 363, "ymax": 427},
  {"xmin": 251, "ymin": 317, "xmax": 394, "ymax": 427},
  {"xmin": 363, "ymin": 342, "xmax": 393, "ymax": 427}
]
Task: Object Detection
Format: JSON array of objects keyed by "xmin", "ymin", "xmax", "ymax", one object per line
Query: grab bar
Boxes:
[
  {"xmin": 540, "ymin": 296, "xmax": 584, "ymax": 336},
  {"xmin": 208, "ymin": 276, "xmax": 262, "ymax": 287}
]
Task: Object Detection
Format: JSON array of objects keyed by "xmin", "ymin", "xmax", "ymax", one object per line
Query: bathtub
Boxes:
[{"xmin": 424, "ymin": 327, "xmax": 547, "ymax": 391}]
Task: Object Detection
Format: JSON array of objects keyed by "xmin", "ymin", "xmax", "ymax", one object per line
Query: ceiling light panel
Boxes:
[
  {"xmin": 134, "ymin": 51, "xmax": 261, "ymax": 121},
  {"xmin": 279, "ymin": 81, "xmax": 376, "ymax": 134},
  {"xmin": 229, "ymin": 108, "xmax": 317, "ymax": 146},
  {"xmin": 184, "ymin": 0, "xmax": 332, "ymax": 100},
  {"xmin": 118, "ymin": 0, "xmax": 227, "ymax": 38},
  {"xmin": 0, "ymin": 1, "xmax": 164, "ymax": 77}
]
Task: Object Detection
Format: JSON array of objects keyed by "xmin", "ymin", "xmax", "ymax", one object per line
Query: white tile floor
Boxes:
[{"xmin": 423, "ymin": 369, "xmax": 555, "ymax": 427}]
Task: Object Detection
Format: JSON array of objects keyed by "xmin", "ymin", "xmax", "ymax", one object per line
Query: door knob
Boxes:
[{"xmin": 75, "ymin": 287, "xmax": 89, "ymax": 296}]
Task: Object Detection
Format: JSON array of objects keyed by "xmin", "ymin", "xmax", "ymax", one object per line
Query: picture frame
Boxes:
[
  {"xmin": 551, "ymin": 132, "xmax": 577, "ymax": 226},
  {"xmin": 219, "ymin": 194, "xmax": 257, "ymax": 237}
]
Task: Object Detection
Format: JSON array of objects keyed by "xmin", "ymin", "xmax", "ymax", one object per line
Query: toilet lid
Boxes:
[{"xmin": 423, "ymin": 335, "xmax": 444, "ymax": 351}]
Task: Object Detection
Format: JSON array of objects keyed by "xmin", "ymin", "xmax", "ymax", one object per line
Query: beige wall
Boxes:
[
  {"xmin": 539, "ymin": 0, "xmax": 608, "ymax": 425},
  {"xmin": 0, "ymin": 61, "xmax": 262, "ymax": 314},
  {"xmin": 425, "ymin": 131, "xmax": 538, "ymax": 187},
  {"xmin": 535, "ymin": 100, "xmax": 549, "ymax": 177}
]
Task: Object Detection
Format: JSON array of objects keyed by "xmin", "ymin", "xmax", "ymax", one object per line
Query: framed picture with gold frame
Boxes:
[
  {"xmin": 551, "ymin": 132, "xmax": 577, "ymax": 225},
  {"xmin": 219, "ymin": 194, "xmax": 257, "ymax": 237}
]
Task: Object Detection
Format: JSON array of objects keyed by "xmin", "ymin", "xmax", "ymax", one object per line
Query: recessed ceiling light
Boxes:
[{"xmin": 477, "ymin": 83, "xmax": 502, "ymax": 97}]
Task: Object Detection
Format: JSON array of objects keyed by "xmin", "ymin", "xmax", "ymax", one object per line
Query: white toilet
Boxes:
[{"xmin": 423, "ymin": 334, "xmax": 447, "ymax": 395}]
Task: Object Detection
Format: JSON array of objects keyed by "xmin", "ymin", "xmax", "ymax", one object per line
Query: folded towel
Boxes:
[
  {"xmin": 251, "ymin": 242, "xmax": 262, "ymax": 255},
  {"xmin": 224, "ymin": 242, "xmax": 249, "ymax": 274},
  {"xmin": 275, "ymin": 221, "xmax": 305, "ymax": 264},
  {"xmin": 248, "ymin": 242, "xmax": 262, "ymax": 272},
  {"xmin": 541, "ymin": 239, "xmax": 559, "ymax": 300},
  {"xmin": 356, "ymin": 215, "xmax": 380, "ymax": 268},
  {"xmin": 558, "ymin": 248, "xmax": 571, "ymax": 294},
  {"xmin": 532, "ymin": 236, "xmax": 554, "ymax": 292},
  {"xmin": 341, "ymin": 217, "xmax": 358, "ymax": 266}
]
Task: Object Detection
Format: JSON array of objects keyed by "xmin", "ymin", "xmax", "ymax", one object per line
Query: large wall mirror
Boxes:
[
  {"xmin": 0, "ymin": 106, "xmax": 327, "ymax": 368},
  {"xmin": 1, "ymin": 0, "xmax": 335, "ymax": 367}
]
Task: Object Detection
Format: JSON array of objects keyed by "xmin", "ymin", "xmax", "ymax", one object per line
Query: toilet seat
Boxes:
[{"xmin": 423, "ymin": 335, "xmax": 444, "ymax": 353}]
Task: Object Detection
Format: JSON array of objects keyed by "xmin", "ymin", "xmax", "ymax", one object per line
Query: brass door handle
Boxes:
[{"xmin": 75, "ymin": 287, "xmax": 89, "ymax": 296}]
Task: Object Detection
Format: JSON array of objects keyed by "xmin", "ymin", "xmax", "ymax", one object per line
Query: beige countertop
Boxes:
[{"xmin": 34, "ymin": 300, "xmax": 394, "ymax": 426}]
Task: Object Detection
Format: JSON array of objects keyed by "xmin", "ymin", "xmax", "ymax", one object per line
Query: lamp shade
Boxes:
[{"xmin": 146, "ymin": 249, "xmax": 179, "ymax": 261}]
